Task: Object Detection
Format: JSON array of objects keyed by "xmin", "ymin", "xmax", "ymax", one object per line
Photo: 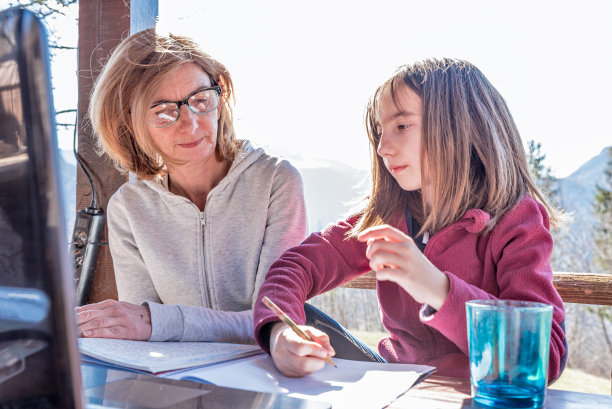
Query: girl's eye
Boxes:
[{"xmin": 398, "ymin": 124, "xmax": 410, "ymax": 130}]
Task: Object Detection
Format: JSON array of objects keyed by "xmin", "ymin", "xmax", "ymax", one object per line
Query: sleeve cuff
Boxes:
[
  {"xmin": 419, "ymin": 304, "xmax": 437, "ymax": 321},
  {"xmin": 419, "ymin": 271, "xmax": 457, "ymax": 325},
  {"xmin": 144, "ymin": 301, "xmax": 184, "ymax": 341}
]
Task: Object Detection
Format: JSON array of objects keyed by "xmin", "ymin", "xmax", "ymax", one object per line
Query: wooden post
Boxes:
[{"xmin": 76, "ymin": 0, "xmax": 158, "ymax": 303}]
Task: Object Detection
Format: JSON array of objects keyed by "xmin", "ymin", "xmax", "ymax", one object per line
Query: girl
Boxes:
[{"xmin": 253, "ymin": 58, "xmax": 566, "ymax": 380}]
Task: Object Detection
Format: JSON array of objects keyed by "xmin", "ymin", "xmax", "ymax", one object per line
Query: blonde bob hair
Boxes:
[
  {"xmin": 89, "ymin": 28, "xmax": 237, "ymax": 179},
  {"xmin": 353, "ymin": 58, "xmax": 560, "ymax": 236}
]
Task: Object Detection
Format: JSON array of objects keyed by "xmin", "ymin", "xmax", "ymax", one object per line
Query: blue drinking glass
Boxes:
[{"xmin": 466, "ymin": 300, "xmax": 553, "ymax": 409}]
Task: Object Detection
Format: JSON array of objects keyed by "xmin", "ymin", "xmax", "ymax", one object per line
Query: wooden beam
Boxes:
[
  {"xmin": 76, "ymin": 1, "xmax": 131, "ymax": 304},
  {"xmin": 341, "ymin": 270, "xmax": 377, "ymax": 290},
  {"xmin": 341, "ymin": 271, "xmax": 612, "ymax": 306},
  {"xmin": 552, "ymin": 272, "xmax": 612, "ymax": 306}
]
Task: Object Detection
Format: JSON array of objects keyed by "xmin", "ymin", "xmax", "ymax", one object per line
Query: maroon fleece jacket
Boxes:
[{"xmin": 254, "ymin": 196, "xmax": 566, "ymax": 381}]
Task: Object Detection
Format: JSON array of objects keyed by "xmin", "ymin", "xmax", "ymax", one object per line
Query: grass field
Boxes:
[
  {"xmin": 350, "ymin": 330, "xmax": 610, "ymax": 396},
  {"xmin": 549, "ymin": 368, "xmax": 610, "ymax": 395}
]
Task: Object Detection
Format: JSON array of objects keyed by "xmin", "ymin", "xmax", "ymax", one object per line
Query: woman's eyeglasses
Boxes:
[{"xmin": 147, "ymin": 85, "xmax": 221, "ymax": 128}]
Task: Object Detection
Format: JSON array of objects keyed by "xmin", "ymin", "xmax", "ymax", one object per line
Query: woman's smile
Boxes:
[{"xmin": 178, "ymin": 138, "xmax": 204, "ymax": 149}]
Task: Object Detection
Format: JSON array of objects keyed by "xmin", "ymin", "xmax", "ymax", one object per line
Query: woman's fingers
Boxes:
[
  {"xmin": 78, "ymin": 314, "xmax": 124, "ymax": 333},
  {"xmin": 80, "ymin": 324, "xmax": 129, "ymax": 339},
  {"xmin": 76, "ymin": 299, "xmax": 151, "ymax": 340},
  {"xmin": 75, "ymin": 302, "xmax": 119, "ymax": 326},
  {"xmin": 75, "ymin": 298, "xmax": 119, "ymax": 313}
]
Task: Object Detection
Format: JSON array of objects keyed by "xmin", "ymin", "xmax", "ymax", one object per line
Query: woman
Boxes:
[{"xmin": 76, "ymin": 29, "xmax": 308, "ymax": 344}]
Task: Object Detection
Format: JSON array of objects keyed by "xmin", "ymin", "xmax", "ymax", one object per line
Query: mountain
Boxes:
[
  {"xmin": 556, "ymin": 146, "xmax": 611, "ymax": 227},
  {"xmin": 552, "ymin": 146, "xmax": 611, "ymax": 272},
  {"xmin": 556, "ymin": 147, "xmax": 611, "ymax": 228}
]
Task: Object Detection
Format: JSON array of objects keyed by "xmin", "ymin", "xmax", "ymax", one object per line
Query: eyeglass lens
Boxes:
[{"xmin": 148, "ymin": 89, "xmax": 219, "ymax": 128}]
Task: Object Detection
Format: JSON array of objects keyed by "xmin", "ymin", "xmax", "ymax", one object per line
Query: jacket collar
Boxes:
[{"xmin": 142, "ymin": 139, "xmax": 264, "ymax": 196}]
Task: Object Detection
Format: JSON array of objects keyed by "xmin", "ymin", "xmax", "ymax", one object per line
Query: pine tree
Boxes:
[
  {"xmin": 5, "ymin": 1, "xmax": 77, "ymax": 21},
  {"xmin": 589, "ymin": 146, "xmax": 612, "ymax": 362},
  {"xmin": 527, "ymin": 140, "xmax": 559, "ymax": 205},
  {"xmin": 593, "ymin": 147, "xmax": 612, "ymax": 274},
  {"xmin": 526, "ymin": 139, "xmax": 569, "ymax": 269}
]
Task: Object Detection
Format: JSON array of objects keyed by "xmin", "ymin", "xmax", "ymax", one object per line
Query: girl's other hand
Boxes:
[
  {"xmin": 358, "ymin": 224, "xmax": 450, "ymax": 310},
  {"xmin": 75, "ymin": 299, "xmax": 152, "ymax": 340},
  {"xmin": 269, "ymin": 322, "xmax": 335, "ymax": 377}
]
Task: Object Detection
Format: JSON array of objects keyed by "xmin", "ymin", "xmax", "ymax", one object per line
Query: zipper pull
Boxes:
[{"xmin": 200, "ymin": 212, "xmax": 205, "ymax": 226}]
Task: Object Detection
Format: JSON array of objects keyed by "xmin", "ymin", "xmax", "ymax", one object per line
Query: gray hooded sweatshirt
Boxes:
[{"xmin": 107, "ymin": 140, "xmax": 308, "ymax": 344}]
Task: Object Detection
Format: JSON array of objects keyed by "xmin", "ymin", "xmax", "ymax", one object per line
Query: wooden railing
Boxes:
[{"xmin": 341, "ymin": 271, "xmax": 612, "ymax": 306}]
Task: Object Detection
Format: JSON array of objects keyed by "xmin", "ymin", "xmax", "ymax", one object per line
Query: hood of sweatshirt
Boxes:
[{"xmin": 142, "ymin": 139, "xmax": 265, "ymax": 203}]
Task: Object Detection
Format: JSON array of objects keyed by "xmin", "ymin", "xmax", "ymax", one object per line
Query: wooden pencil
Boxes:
[{"xmin": 262, "ymin": 296, "xmax": 336, "ymax": 367}]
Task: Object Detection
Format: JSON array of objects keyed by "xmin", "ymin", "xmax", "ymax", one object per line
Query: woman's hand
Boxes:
[
  {"xmin": 76, "ymin": 299, "xmax": 152, "ymax": 340},
  {"xmin": 269, "ymin": 322, "xmax": 335, "ymax": 377},
  {"xmin": 358, "ymin": 224, "xmax": 450, "ymax": 310}
]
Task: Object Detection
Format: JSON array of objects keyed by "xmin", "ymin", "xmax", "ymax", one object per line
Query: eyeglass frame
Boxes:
[{"xmin": 147, "ymin": 77, "xmax": 222, "ymax": 128}]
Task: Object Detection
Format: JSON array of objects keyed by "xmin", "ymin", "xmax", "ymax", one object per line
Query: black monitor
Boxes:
[{"xmin": 0, "ymin": 7, "xmax": 83, "ymax": 408}]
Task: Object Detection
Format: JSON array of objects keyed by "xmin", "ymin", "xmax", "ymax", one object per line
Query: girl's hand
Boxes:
[
  {"xmin": 358, "ymin": 224, "xmax": 450, "ymax": 310},
  {"xmin": 76, "ymin": 299, "xmax": 152, "ymax": 340},
  {"xmin": 269, "ymin": 322, "xmax": 335, "ymax": 377}
]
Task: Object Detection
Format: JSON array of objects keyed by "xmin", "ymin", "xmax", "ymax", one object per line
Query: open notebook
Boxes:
[
  {"xmin": 78, "ymin": 338, "xmax": 264, "ymax": 374},
  {"xmin": 78, "ymin": 338, "xmax": 435, "ymax": 409}
]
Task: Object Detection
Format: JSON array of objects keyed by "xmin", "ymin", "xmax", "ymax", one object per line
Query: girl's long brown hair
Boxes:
[{"xmin": 351, "ymin": 58, "xmax": 560, "ymax": 237}]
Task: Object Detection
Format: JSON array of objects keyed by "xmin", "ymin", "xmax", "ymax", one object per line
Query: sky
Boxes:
[
  {"xmin": 22, "ymin": 0, "xmax": 612, "ymax": 179},
  {"xmin": 156, "ymin": 0, "xmax": 612, "ymax": 178}
]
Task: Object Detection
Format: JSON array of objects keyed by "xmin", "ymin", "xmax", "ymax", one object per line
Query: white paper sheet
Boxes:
[{"xmin": 166, "ymin": 355, "xmax": 435, "ymax": 409}]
